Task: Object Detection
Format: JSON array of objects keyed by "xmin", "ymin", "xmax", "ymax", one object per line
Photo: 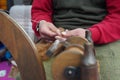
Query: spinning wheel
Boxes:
[
  {"xmin": 0, "ymin": 11, "xmax": 46, "ymax": 80},
  {"xmin": 0, "ymin": 11, "xmax": 99, "ymax": 80}
]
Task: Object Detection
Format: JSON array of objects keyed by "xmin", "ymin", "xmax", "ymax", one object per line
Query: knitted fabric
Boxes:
[{"xmin": 53, "ymin": 0, "xmax": 107, "ymax": 29}]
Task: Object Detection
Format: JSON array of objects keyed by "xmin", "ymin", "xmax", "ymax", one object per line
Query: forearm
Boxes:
[
  {"xmin": 88, "ymin": 0, "xmax": 120, "ymax": 44},
  {"xmin": 31, "ymin": 0, "xmax": 53, "ymax": 36}
]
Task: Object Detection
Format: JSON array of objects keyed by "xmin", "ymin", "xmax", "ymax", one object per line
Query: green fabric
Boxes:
[
  {"xmin": 95, "ymin": 40, "xmax": 120, "ymax": 80},
  {"xmin": 53, "ymin": 0, "xmax": 107, "ymax": 29},
  {"xmin": 43, "ymin": 58, "xmax": 54, "ymax": 80}
]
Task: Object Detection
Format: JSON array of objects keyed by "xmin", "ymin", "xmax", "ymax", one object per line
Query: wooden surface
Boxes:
[
  {"xmin": 0, "ymin": 0, "xmax": 7, "ymax": 10},
  {"xmin": 52, "ymin": 37, "xmax": 88, "ymax": 80},
  {"xmin": 52, "ymin": 47, "xmax": 83, "ymax": 80},
  {"xmin": 0, "ymin": 11, "xmax": 46, "ymax": 80}
]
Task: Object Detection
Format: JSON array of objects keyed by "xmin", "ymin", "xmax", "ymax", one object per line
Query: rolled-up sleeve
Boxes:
[{"xmin": 89, "ymin": 0, "xmax": 120, "ymax": 44}]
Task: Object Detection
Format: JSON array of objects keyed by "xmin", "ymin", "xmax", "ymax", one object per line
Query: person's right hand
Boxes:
[{"xmin": 38, "ymin": 20, "xmax": 61, "ymax": 40}]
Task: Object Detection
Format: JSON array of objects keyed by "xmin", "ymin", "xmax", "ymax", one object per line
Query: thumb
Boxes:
[
  {"xmin": 48, "ymin": 22, "xmax": 61, "ymax": 35},
  {"xmin": 61, "ymin": 30, "xmax": 72, "ymax": 37}
]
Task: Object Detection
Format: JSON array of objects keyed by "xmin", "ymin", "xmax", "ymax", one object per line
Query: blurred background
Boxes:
[
  {"xmin": 0, "ymin": 1, "xmax": 34, "ymax": 80},
  {"xmin": 0, "ymin": 0, "xmax": 33, "ymax": 11}
]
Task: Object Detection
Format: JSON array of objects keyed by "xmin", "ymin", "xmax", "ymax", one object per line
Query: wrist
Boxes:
[
  {"xmin": 88, "ymin": 27, "xmax": 101, "ymax": 44},
  {"xmin": 36, "ymin": 22, "xmax": 40, "ymax": 32},
  {"xmin": 36, "ymin": 20, "xmax": 46, "ymax": 32}
]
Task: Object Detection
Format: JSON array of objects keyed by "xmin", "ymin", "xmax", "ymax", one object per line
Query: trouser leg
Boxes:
[{"xmin": 95, "ymin": 40, "xmax": 120, "ymax": 80}]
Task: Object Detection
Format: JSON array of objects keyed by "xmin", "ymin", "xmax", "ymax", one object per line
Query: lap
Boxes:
[
  {"xmin": 16, "ymin": 40, "xmax": 120, "ymax": 80},
  {"xmin": 95, "ymin": 40, "xmax": 120, "ymax": 80}
]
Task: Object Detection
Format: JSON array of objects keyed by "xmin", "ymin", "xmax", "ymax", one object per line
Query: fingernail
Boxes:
[
  {"xmin": 65, "ymin": 29, "xmax": 69, "ymax": 32},
  {"xmin": 57, "ymin": 29, "xmax": 61, "ymax": 35},
  {"xmin": 55, "ymin": 36, "xmax": 66, "ymax": 41},
  {"xmin": 55, "ymin": 36, "xmax": 60, "ymax": 39},
  {"xmin": 61, "ymin": 31, "xmax": 67, "ymax": 35}
]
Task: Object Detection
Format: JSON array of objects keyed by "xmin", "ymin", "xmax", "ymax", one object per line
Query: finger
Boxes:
[
  {"xmin": 48, "ymin": 23, "xmax": 61, "ymax": 35},
  {"xmin": 61, "ymin": 30, "xmax": 73, "ymax": 37},
  {"xmin": 44, "ymin": 29, "xmax": 57, "ymax": 37},
  {"xmin": 56, "ymin": 29, "xmax": 61, "ymax": 36},
  {"xmin": 40, "ymin": 34, "xmax": 55, "ymax": 41},
  {"xmin": 40, "ymin": 26, "xmax": 57, "ymax": 37},
  {"xmin": 62, "ymin": 29, "xmax": 86, "ymax": 38},
  {"xmin": 55, "ymin": 36, "xmax": 67, "ymax": 41}
]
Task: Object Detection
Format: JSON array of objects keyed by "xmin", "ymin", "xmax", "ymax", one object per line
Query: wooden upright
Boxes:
[{"xmin": 0, "ymin": 11, "xmax": 46, "ymax": 80}]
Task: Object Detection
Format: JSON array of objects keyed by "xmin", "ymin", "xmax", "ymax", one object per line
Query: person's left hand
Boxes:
[{"xmin": 61, "ymin": 28, "xmax": 86, "ymax": 39}]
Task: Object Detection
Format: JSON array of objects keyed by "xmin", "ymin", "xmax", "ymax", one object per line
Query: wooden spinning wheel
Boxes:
[
  {"xmin": 0, "ymin": 11, "xmax": 46, "ymax": 80},
  {"xmin": 0, "ymin": 10, "xmax": 99, "ymax": 80}
]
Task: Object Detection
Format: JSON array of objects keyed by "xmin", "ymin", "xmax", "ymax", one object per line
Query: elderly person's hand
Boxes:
[
  {"xmin": 38, "ymin": 20, "xmax": 61, "ymax": 40},
  {"xmin": 55, "ymin": 28, "xmax": 86, "ymax": 41},
  {"xmin": 61, "ymin": 28, "xmax": 86, "ymax": 39}
]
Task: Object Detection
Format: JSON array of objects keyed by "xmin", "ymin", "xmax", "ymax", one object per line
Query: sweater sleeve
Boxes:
[
  {"xmin": 31, "ymin": 0, "xmax": 53, "ymax": 36},
  {"xmin": 88, "ymin": 0, "xmax": 120, "ymax": 44}
]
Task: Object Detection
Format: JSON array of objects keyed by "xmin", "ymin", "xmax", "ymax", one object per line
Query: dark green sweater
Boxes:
[{"xmin": 53, "ymin": 0, "xmax": 107, "ymax": 29}]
